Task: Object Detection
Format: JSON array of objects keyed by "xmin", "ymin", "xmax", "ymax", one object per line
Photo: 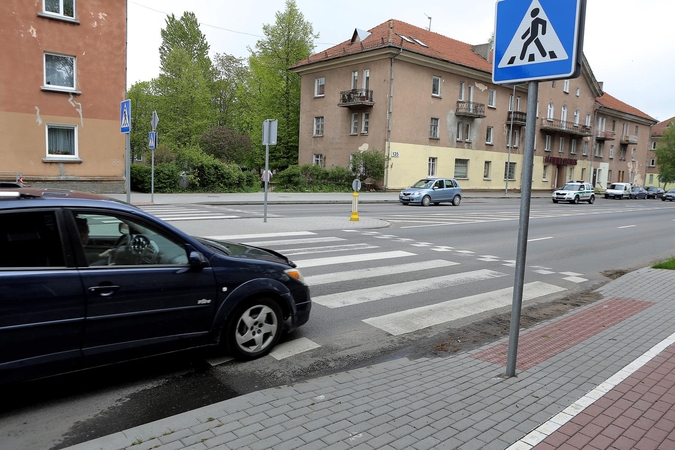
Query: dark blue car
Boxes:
[{"xmin": 0, "ymin": 188, "xmax": 311, "ymax": 384}]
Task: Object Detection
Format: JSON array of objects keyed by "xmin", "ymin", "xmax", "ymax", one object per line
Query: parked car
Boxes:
[
  {"xmin": 552, "ymin": 181, "xmax": 595, "ymax": 204},
  {"xmin": 630, "ymin": 187, "xmax": 648, "ymax": 199},
  {"xmin": 604, "ymin": 182, "xmax": 631, "ymax": 199},
  {"xmin": 399, "ymin": 177, "xmax": 462, "ymax": 206},
  {"xmin": 645, "ymin": 187, "xmax": 665, "ymax": 199},
  {"xmin": 663, "ymin": 189, "xmax": 675, "ymax": 201},
  {"xmin": 0, "ymin": 188, "xmax": 311, "ymax": 384}
]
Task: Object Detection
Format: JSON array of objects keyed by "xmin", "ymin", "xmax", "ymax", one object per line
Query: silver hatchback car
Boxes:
[{"xmin": 399, "ymin": 177, "xmax": 462, "ymax": 206}]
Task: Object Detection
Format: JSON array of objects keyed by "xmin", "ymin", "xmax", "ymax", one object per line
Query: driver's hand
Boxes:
[{"xmin": 99, "ymin": 249, "xmax": 112, "ymax": 257}]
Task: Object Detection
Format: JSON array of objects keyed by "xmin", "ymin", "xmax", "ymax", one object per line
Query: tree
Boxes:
[
  {"xmin": 198, "ymin": 126, "xmax": 252, "ymax": 166},
  {"xmin": 212, "ymin": 53, "xmax": 251, "ymax": 131},
  {"xmin": 655, "ymin": 124, "xmax": 675, "ymax": 189},
  {"xmin": 159, "ymin": 12, "xmax": 213, "ymax": 81},
  {"xmin": 247, "ymin": 0, "xmax": 318, "ymax": 171},
  {"xmin": 127, "ymin": 81, "xmax": 160, "ymax": 161}
]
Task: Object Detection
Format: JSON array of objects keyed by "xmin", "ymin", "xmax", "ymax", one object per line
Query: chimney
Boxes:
[{"xmin": 471, "ymin": 43, "xmax": 491, "ymax": 61}]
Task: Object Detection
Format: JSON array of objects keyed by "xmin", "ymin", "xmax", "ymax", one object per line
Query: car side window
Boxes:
[
  {"xmin": 434, "ymin": 180, "xmax": 445, "ymax": 189},
  {"xmin": 74, "ymin": 212, "xmax": 189, "ymax": 266},
  {"xmin": 0, "ymin": 211, "xmax": 65, "ymax": 268}
]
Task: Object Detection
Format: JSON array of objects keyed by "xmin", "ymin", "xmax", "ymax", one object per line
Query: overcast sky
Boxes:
[{"xmin": 127, "ymin": 0, "xmax": 675, "ymax": 123}]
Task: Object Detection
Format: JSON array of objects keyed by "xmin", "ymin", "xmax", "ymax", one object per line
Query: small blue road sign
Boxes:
[
  {"xmin": 493, "ymin": 0, "xmax": 585, "ymax": 84},
  {"xmin": 148, "ymin": 132, "xmax": 156, "ymax": 149},
  {"xmin": 120, "ymin": 99, "xmax": 131, "ymax": 133}
]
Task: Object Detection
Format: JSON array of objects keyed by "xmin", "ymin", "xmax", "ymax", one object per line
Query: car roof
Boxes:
[{"xmin": 0, "ymin": 188, "xmax": 134, "ymax": 212}]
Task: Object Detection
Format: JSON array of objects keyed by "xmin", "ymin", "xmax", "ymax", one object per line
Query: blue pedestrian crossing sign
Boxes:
[
  {"xmin": 148, "ymin": 132, "xmax": 156, "ymax": 149},
  {"xmin": 120, "ymin": 99, "xmax": 131, "ymax": 134},
  {"xmin": 493, "ymin": 0, "xmax": 586, "ymax": 84}
]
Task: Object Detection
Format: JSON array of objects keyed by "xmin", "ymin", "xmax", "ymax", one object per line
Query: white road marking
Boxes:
[
  {"xmin": 618, "ymin": 225, "xmax": 636, "ymax": 229},
  {"xmin": 304, "ymin": 260, "xmax": 460, "ymax": 286},
  {"xmin": 295, "ymin": 251, "xmax": 416, "ymax": 268},
  {"xmin": 242, "ymin": 237, "xmax": 346, "ymax": 247},
  {"xmin": 313, "ymin": 269, "xmax": 507, "ymax": 309},
  {"xmin": 159, "ymin": 215, "xmax": 239, "ymax": 221},
  {"xmin": 563, "ymin": 276, "xmax": 588, "ymax": 283},
  {"xmin": 207, "ymin": 231, "xmax": 316, "ymax": 240},
  {"xmin": 269, "ymin": 337, "xmax": 321, "ymax": 360},
  {"xmin": 364, "ymin": 281, "xmax": 566, "ymax": 336},
  {"xmin": 528, "ymin": 237, "xmax": 553, "ymax": 242},
  {"xmin": 282, "ymin": 243, "xmax": 378, "ymax": 256}
]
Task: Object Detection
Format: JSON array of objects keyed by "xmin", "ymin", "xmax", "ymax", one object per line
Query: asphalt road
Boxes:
[{"xmin": 2, "ymin": 197, "xmax": 673, "ymax": 450}]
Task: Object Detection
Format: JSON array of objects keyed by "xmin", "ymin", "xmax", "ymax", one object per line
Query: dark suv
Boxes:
[{"xmin": 0, "ymin": 188, "xmax": 311, "ymax": 384}]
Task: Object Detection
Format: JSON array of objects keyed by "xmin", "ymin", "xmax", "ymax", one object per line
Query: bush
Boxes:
[{"xmin": 274, "ymin": 164, "xmax": 353, "ymax": 192}]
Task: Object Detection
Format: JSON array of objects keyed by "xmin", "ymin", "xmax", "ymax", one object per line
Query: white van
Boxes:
[{"xmin": 605, "ymin": 182, "xmax": 631, "ymax": 199}]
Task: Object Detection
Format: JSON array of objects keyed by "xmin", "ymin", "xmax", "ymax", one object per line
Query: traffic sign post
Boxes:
[
  {"xmin": 120, "ymin": 100, "xmax": 131, "ymax": 203},
  {"xmin": 350, "ymin": 179, "xmax": 361, "ymax": 221},
  {"xmin": 493, "ymin": 0, "xmax": 586, "ymax": 378},
  {"xmin": 150, "ymin": 111, "xmax": 159, "ymax": 204},
  {"xmin": 262, "ymin": 119, "xmax": 278, "ymax": 222}
]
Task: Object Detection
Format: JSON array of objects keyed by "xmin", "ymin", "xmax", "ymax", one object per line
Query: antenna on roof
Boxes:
[{"xmin": 424, "ymin": 13, "xmax": 432, "ymax": 31}]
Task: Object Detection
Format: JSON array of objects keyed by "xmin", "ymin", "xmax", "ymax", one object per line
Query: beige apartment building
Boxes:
[
  {"xmin": 0, "ymin": 1, "xmax": 127, "ymax": 192},
  {"xmin": 646, "ymin": 117, "xmax": 675, "ymax": 187},
  {"xmin": 291, "ymin": 19, "xmax": 657, "ymax": 192}
]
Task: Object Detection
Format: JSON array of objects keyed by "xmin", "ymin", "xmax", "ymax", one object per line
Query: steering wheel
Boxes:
[{"xmin": 109, "ymin": 234, "xmax": 151, "ymax": 265}]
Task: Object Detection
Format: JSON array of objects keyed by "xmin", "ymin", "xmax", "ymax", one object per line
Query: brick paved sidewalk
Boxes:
[{"xmin": 66, "ymin": 268, "xmax": 675, "ymax": 450}]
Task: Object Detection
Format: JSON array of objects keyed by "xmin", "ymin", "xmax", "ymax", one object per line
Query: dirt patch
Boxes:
[
  {"xmin": 601, "ymin": 269, "xmax": 630, "ymax": 280},
  {"xmin": 431, "ymin": 291, "xmax": 604, "ymax": 354}
]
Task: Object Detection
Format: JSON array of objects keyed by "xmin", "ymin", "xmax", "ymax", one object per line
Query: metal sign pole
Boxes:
[
  {"xmin": 505, "ymin": 80, "xmax": 538, "ymax": 377},
  {"xmin": 125, "ymin": 133, "xmax": 131, "ymax": 204},
  {"xmin": 264, "ymin": 142, "xmax": 269, "ymax": 223}
]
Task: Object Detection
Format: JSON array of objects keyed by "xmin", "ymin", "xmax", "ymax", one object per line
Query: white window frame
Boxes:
[
  {"xmin": 543, "ymin": 165, "xmax": 548, "ymax": 181},
  {"xmin": 312, "ymin": 154, "xmax": 324, "ymax": 167},
  {"xmin": 362, "ymin": 69, "xmax": 370, "ymax": 90},
  {"xmin": 583, "ymin": 141, "xmax": 588, "ymax": 156},
  {"xmin": 351, "ymin": 71, "xmax": 358, "ymax": 89},
  {"xmin": 432, "ymin": 76, "xmax": 442, "ymax": 97},
  {"xmin": 456, "ymin": 122, "xmax": 463, "ymax": 141},
  {"xmin": 44, "ymin": 52, "xmax": 76, "ymax": 90},
  {"xmin": 508, "ymin": 128, "xmax": 519, "ymax": 148},
  {"xmin": 632, "ymin": 148, "xmax": 636, "ymax": 161},
  {"xmin": 314, "ymin": 77, "xmax": 325, "ymax": 97},
  {"xmin": 545, "ymin": 135, "xmax": 552, "ymax": 152},
  {"xmin": 586, "ymin": 114, "xmax": 592, "ymax": 127},
  {"xmin": 350, "ymin": 113, "xmax": 358, "ymax": 135},
  {"xmin": 313, "ymin": 117, "xmax": 324, "ymax": 137},
  {"xmin": 559, "ymin": 137, "xmax": 565, "ymax": 153},
  {"xmin": 454, "ymin": 159, "xmax": 469, "ymax": 179},
  {"xmin": 570, "ymin": 139, "xmax": 577, "ymax": 155},
  {"xmin": 485, "ymin": 126, "xmax": 494, "ymax": 145},
  {"xmin": 361, "ymin": 113, "xmax": 369, "ymax": 134},
  {"xmin": 459, "ymin": 81, "xmax": 465, "ymax": 101},
  {"xmin": 430, "ymin": 118, "xmax": 439, "ymax": 139},
  {"xmin": 504, "ymin": 162, "xmax": 517, "ymax": 181},
  {"xmin": 547, "ymin": 102, "xmax": 554, "ymax": 120},
  {"xmin": 563, "ymin": 80, "xmax": 569, "ymax": 93},
  {"xmin": 46, "ymin": 123, "xmax": 78, "ymax": 158},
  {"xmin": 576, "ymin": 87, "xmax": 580, "ymax": 97},
  {"xmin": 428, "ymin": 157, "xmax": 437, "ymax": 177},
  {"xmin": 650, "ymin": 158, "xmax": 656, "ymax": 167},
  {"xmin": 609, "ymin": 145, "xmax": 614, "ymax": 159},
  {"xmin": 574, "ymin": 109, "xmax": 579, "ymax": 126},
  {"xmin": 43, "ymin": 0, "xmax": 75, "ymax": 18},
  {"xmin": 464, "ymin": 123, "xmax": 471, "ymax": 142},
  {"xmin": 484, "ymin": 161, "xmax": 491, "ymax": 179},
  {"xmin": 488, "ymin": 89, "xmax": 496, "ymax": 108}
]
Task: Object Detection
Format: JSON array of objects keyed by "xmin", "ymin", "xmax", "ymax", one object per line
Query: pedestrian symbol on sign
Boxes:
[{"xmin": 498, "ymin": 0, "xmax": 568, "ymax": 69}]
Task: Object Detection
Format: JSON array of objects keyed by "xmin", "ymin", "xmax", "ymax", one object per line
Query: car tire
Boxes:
[
  {"xmin": 421, "ymin": 195, "xmax": 431, "ymax": 207},
  {"xmin": 588, "ymin": 195, "xmax": 595, "ymax": 204},
  {"xmin": 452, "ymin": 195, "xmax": 461, "ymax": 206},
  {"xmin": 552, "ymin": 199, "xmax": 558, "ymax": 203},
  {"xmin": 225, "ymin": 297, "xmax": 283, "ymax": 360},
  {"xmin": 573, "ymin": 196, "xmax": 580, "ymax": 204},
  {"xmin": 433, "ymin": 202, "xmax": 440, "ymax": 206}
]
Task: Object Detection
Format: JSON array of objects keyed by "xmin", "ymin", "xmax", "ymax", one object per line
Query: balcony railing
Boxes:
[
  {"xmin": 620, "ymin": 134, "xmax": 638, "ymax": 144},
  {"xmin": 338, "ymin": 89, "xmax": 374, "ymax": 107},
  {"xmin": 596, "ymin": 130, "xmax": 616, "ymax": 141},
  {"xmin": 540, "ymin": 118, "xmax": 592, "ymax": 137},
  {"xmin": 506, "ymin": 111, "xmax": 527, "ymax": 125},
  {"xmin": 455, "ymin": 101, "xmax": 486, "ymax": 118}
]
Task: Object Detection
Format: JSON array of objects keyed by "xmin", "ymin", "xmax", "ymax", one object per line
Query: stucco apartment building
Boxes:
[
  {"xmin": 0, "ymin": 0, "xmax": 127, "ymax": 192},
  {"xmin": 646, "ymin": 117, "xmax": 675, "ymax": 187},
  {"xmin": 291, "ymin": 19, "xmax": 658, "ymax": 191}
]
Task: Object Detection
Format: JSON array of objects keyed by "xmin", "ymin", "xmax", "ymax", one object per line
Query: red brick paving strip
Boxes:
[
  {"xmin": 533, "ymin": 342, "xmax": 675, "ymax": 449},
  {"xmin": 473, "ymin": 298, "xmax": 654, "ymax": 370}
]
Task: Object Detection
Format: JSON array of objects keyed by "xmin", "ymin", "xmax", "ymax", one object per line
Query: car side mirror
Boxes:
[{"xmin": 188, "ymin": 251, "xmax": 209, "ymax": 270}]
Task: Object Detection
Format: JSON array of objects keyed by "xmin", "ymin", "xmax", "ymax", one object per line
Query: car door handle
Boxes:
[{"xmin": 88, "ymin": 285, "xmax": 121, "ymax": 297}]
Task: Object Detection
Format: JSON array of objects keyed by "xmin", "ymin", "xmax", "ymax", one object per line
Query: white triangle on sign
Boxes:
[{"xmin": 497, "ymin": 0, "xmax": 568, "ymax": 69}]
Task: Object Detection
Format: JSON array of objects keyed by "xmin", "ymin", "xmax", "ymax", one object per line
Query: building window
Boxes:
[
  {"xmin": 559, "ymin": 137, "xmax": 565, "ymax": 153},
  {"xmin": 484, "ymin": 161, "xmax": 491, "ymax": 179},
  {"xmin": 543, "ymin": 165, "xmax": 548, "ymax": 180},
  {"xmin": 47, "ymin": 124, "xmax": 77, "ymax": 157},
  {"xmin": 428, "ymin": 157, "xmax": 437, "ymax": 177},
  {"xmin": 581, "ymin": 168, "xmax": 586, "ymax": 180},
  {"xmin": 595, "ymin": 142, "xmax": 604, "ymax": 158},
  {"xmin": 313, "ymin": 117, "xmax": 324, "ymax": 137},
  {"xmin": 544, "ymin": 135, "xmax": 552, "ymax": 152},
  {"xmin": 576, "ymin": 87, "xmax": 580, "ymax": 97},
  {"xmin": 504, "ymin": 162, "xmax": 516, "ymax": 181},
  {"xmin": 508, "ymin": 129, "xmax": 519, "ymax": 148},
  {"xmin": 570, "ymin": 139, "xmax": 577, "ymax": 155},
  {"xmin": 454, "ymin": 159, "xmax": 469, "ymax": 178},
  {"xmin": 459, "ymin": 81, "xmax": 465, "ymax": 101},
  {"xmin": 312, "ymin": 154, "xmax": 324, "ymax": 167},
  {"xmin": 363, "ymin": 69, "xmax": 370, "ymax": 90},
  {"xmin": 44, "ymin": 0, "xmax": 75, "ymax": 18},
  {"xmin": 314, "ymin": 77, "xmax": 325, "ymax": 97},
  {"xmin": 430, "ymin": 118, "xmax": 439, "ymax": 139},
  {"xmin": 650, "ymin": 158, "xmax": 656, "ymax": 167},
  {"xmin": 547, "ymin": 102, "xmax": 554, "ymax": 120},
  {"xmin": 632, "ymin": 148, "xmax": 636, "ymax": 161},
  {"xmin": 464, "ymin": 123, "xmax": 471, "ymax": 142},
  {"xmin": 563, "ymin": 80, "xmax": 569, "ymax": 93},
  {"xmin": 361, "ymin": 113, "xmax": 369, "ymax": 134},
  {"xmin": 619, "ymin": 147, "xmax": 626, "ymax": 161},
  {"xmin": 432, "ymin": 76, "xmax": 441, "ymax": 97},
  {"xmin": 515, "ymin": 96, "xmax": 521, "ymax": 112},
  {"xmin": 583, "ymin": 141, "xmax": 588, "ymax": 156},
  {"xmin": 585, "ymin": 114, "xmax": 592, "ymax": 127},
  {"xmin": 485, "ymin": 126, "xmax": 494, "ymax": 145},
  {"xmin": 649, "ymin": 174, "xmax": 654, "ymax": 183},
  {"xmin": 651, "ymin": 141, "xmax": 657, "ymax": 150},
  {"xmin": 509, "ymin": 94, "xmax": 514, "ymax": 111},
  {"xmin": 609, "ymin": 145, "xmax": 614, "ymax": 159},
  {"xmin": 552, "ymin": 81, "xmax": 556, "ymax": 88},
  {"xmin": 569, "ymin": 167, "xmax": 575, "ymax": 180},
  {"xmin": 350, "ymin": 114, "xmax": 358, "ymax": 135},
  {"xmin": 456, "ymin": 122, "xmax": 463, "ymax": 141},
  {"xmin": 488, "ymin": 89, "xmax": 496, "ymax": 108},
  {"xmin": 574, "ymin": 109, "xmax": 579, "ymax": 126},
  {"xmin": 351, "ymin": 71, "xmax": 358, "ymax": 89},
  {"xmin": 44, "ymin": 53, "xmax": 75, "ymax": 89}
]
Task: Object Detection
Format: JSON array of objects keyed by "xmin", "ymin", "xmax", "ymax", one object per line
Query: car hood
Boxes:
[
  {"xmin": 401, "ymin": 187, "xmax": 426, "ymax": 194},
  {"xmin": 195, "ymin": 237, "xmax": 295, "ymax": 267}
]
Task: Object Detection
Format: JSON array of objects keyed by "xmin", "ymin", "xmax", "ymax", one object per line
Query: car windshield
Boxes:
[
  {"xmin": 411, "ymin": 179, "xmax": 434, "ymax": 189},
  {"xmin": 609, "ymin": 184, "xmax": 622, "ymax": 189},
  {"xmin": 561, "ymin": 184, "xmax": 582, "ymax": 191}
]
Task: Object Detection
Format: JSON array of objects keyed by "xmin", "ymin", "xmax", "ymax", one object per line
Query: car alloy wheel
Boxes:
[
  {"xmin": 452, "ymin": 195, "xmax": 461, "ymax": 206},
  {"xmin": 421, "ymin": 195, "xmax": 431, "ymax": 207},
  {"xmin": 227, "ymin": 297, "xmax": 283, "ymax": 359}
]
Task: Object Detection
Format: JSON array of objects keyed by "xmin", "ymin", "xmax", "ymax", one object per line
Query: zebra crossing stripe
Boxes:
[
  {"xmin": 240, "ymin": 237, "xmax": 346, "ymax": 247},
  {"xmin": 281, "ymin": 243, "xmax": 378, "ymax": 256},
  {"xmin": 313, "ymin": 269, "xmax": 507, "ymax": 309},
  {"xmin": 206, "ymin": 231, "xmax": 316, "ymax": 241},
  {"xmin": 305, "ymin": 260, "xmax": 459, "ymax": 286},
  {"xmin": 159, "ymin": 215, "xmax": 239, "ymax": 221},
  {"xmin": 295, "ymin": 250, "xmax": 416, "ymax": 268},
  {"xmin": 364, "ymin": 281, "xmax": 566, "ymax": 336}
]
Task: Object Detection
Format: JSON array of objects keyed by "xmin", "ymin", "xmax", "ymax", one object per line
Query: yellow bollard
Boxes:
[{"xmin": 350, "ymin": 191, "xmax": 359, "ymax": 221}]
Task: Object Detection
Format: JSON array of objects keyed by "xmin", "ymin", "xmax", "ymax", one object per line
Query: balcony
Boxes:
[
  {"xmin": 506, "ymin": 111, "xmax": 527, "ymax": 125},
  {"xmin": 540, "ymin": 118, "xmax": 592, "ymax": 137},
  {"xmin": 620, "ymin": 134, "xmax": 638, "ymax": 144},
  {"xmin": 596, "ymin": 130, "xmax": 616, "ymax": 141},
  {"xmin": 455, "ymin": 101, "xmax": 486, "ymax": 118},
  {"xmin": 338, "ymin": 89, "xmax": 374, "ymax": 108}
]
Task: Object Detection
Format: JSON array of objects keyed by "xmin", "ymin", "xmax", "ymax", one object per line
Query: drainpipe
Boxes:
[{"xmin": 385, "ymin": 47, "xmax": 403, "ymax": 191}]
